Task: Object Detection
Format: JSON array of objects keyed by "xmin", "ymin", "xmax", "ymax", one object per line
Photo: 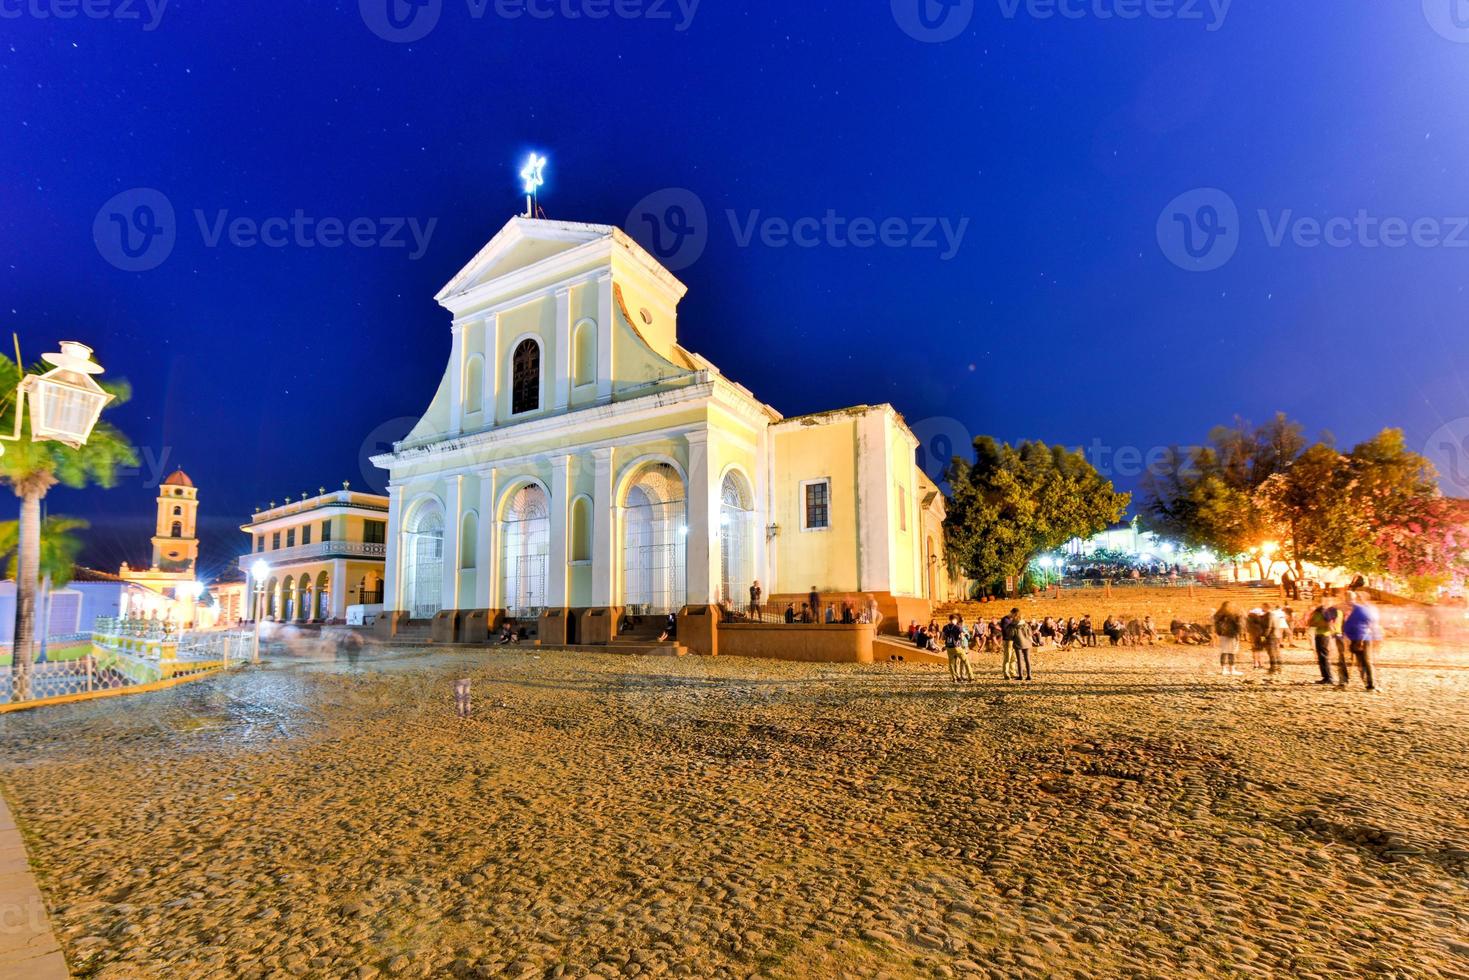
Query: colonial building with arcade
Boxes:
[{"xmin": 371, "ymin": 215, "xmax": 947, "ymax": 651}]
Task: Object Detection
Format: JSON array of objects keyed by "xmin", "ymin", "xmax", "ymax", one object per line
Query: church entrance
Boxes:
[
  {"xmin": 621, "ymin": 463, "xmax": 687, "ymax": 615},
  {"xmin": 719, "ymin": 471, "xmax": 754, "ymax": 610},
  {"xmin": 501, "ymin": 484, "xmax": 550, "ymax": 617},
  {"xmin": 403, "ymin": 501, "xmax": 444, "ymax": 620}
]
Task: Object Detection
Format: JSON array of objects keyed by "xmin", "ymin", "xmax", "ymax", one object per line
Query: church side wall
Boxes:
[{"xmin": 770, "ymin": 419, "xmax": 860, "ymax": 595}]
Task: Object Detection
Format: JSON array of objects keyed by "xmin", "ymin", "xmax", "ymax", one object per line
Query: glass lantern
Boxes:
[{"xmin": 20, "ymin": 342, "xmax": 113, "ymax": 448}]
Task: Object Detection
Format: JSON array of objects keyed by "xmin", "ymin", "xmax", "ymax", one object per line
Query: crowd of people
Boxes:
[
  {"xmin": 1212, "ymin": 590, "xmax": 1382, "ymax": 690},
  {"xmin": 909, "ymin": 612, "xmax": 1166, "ymax": 655},
  {"xmin": 906, "ymin": 589, "xmax": 1387, "ymax": 691}
]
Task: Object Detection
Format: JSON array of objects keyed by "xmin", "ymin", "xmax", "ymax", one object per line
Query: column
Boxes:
[
  {"xmin": 595, "ymin": 273, "xmax": 614, "ymax": 403},
  {"xmin": 855, "ymin": 410, "xmax": 894, "ymax": 593},
  {"xmin": 383, "ymin": 485, "xmax": 405, "ymax": 612},
  {"xmin": 548, "ymin": 455, "xmax": 570, "ymax": 607},
  {"xmin": 475, "ymin": 472, "xmax": 497, "ymax": 609},
  {"xmin": 448, "ymin": 321, "xmax": 466, "ymax": 435},
  {"xmin": 443, "ymin": 476, "xmax": 464, "ymax": 612},
  {"xmin": 552, "ymin": 287, "xmax": 571, "ymax": 411},
  {"xmin": 590, "ymin": 448, "xmax": 615, "ymax": 606},
  {"xmin": 482, "ymin": 314, "xmax": 499, "ymax": 423},
  {"xmin": 684, "ymin": 430, "xmax": 718, "ymax": 607},
  {"xmin": 330, "ymin": 559, "xmax": 348, "ymax": 620}
]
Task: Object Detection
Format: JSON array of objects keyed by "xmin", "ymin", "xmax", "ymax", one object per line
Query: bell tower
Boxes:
[{"xmin": 151, "ymin": 469, "xmax": 200, "ymax": 572}]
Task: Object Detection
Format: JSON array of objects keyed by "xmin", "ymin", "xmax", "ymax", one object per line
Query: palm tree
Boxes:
[
  {"xmin": 0, "ymin": 515, "xmax": 90, "ymax": 585},
  {"xmin": 0, "ymin": 351, "xmax": 136, "ymax": 698}
]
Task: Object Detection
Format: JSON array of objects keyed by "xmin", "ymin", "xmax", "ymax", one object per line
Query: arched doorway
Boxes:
[
  {"xmin": 298, "ymin": 573, "xmax": 313, "ymax": 622},
  {"xmin": 719, "ymin": 470, "xmax": 754, "ymax": 608},
  {"xmin": 265, "ymin": 577, "xmax": 278, "ymax": 620},
  {"xmin": 281, "ymin": 577, "xmax": 297, "ymax": 623},
  {"xmin": 316, "ymin": 571, "xmax": 331, "ymax": 621},
  {"xmin": 501, "ymin": 484, "xmax": 549, "ymax": 616},
  {"xmin": 402, "ymin": 499, "xmax": 445, "ymax": 620},
  {"xmin": 621, "ymin": 462, "xmax": 686, "ymax": 615}
]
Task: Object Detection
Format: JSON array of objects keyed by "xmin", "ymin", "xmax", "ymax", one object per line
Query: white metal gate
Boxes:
[
  {"xmin": 405, "ymin": 507, "xmax": 444, "ymax": 620},
  {"xmin": 622, "ymin": 465, "xmax": 687, "ymax": 615},
  {"xmin": 502, "ymin": 484, "xmax": 550, "ymax": 617}
]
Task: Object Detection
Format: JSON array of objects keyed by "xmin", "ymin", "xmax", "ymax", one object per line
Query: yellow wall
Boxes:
[{"xmin": 771, "ymin": 416, "xmax": 859, "ymax": 594}]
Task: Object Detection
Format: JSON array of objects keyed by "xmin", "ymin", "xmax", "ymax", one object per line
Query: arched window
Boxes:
[
  {"xmin": 570, "ymin": 495, "xmax": 592, "ymax": 562},
  {"xmin": 172, "ymin": 505, "xmax": 182, "ymax": 516},
  {"xmin": 464, "ymin": 353, "xmax": 484, "ymax": 416},
  {"xmin": 573, "ymin": 320, "xmax": 596, "ymax": 388},
  {"xmin": 171, "ymin": 522, "xmax": 182, "ymax": 538},
  {"xmin": 460, "ymin": 511, "xmax": 478, "ymax": 569},
  {"xmin": 511, "ymin": 339, "xmax": 540, "ymax": 415}
]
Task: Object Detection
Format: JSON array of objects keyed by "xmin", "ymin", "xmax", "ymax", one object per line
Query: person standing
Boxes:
[
  {"xmin": 1307, "ymin": 601, "xmax": 1339, "ymax": 685},
  {"xmin": 1264, "ymin": 603, "xmax": 1286, "ymax": 675},
  {"xmin": 942, "ymin": 615, "xmax": 965, "ymax": 684},
  {"xmin": 999, "ymin": 611, "xmax": 1019, "ymax": 680},
  {"xmin": 1213, "ymin": 601, "xmax": 1242, "ymax": 675},
  {"xmin": 749, "ymin": 580, "xmax": 763, "ymax": 618},
  {"xmin": 1342, "ymin": 591, "xmax": 1382, "ymax": 691},
  {"xmin": 1007, "ymin": 607, "xmax": 1033, "ymax": 681},
  {"xmin": 808, "ymin": 586, "xmax": 820, "ymax": 624},
  {"xmin": 956, "ymin": 616, "xmax": 975, "ymax": 683}
]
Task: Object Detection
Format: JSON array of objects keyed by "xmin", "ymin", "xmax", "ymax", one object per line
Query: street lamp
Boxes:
[
  {"xmin": 251, "ymin": 559, "xmax": 270, "ymax": 664},
  {"xmin": 0, "ymin": 342, "xmax": 114, "ymax": 456}
]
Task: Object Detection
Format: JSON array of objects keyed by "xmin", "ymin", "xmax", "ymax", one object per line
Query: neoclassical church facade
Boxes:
[{"xmin": 372, "ymin": 216, "xmax": 946, "ymax": 644}]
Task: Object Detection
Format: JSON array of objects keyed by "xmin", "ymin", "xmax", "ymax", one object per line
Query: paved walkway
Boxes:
[{"xmin": 0, "ymin": 794, "xmax": 67, "ymax": 979}]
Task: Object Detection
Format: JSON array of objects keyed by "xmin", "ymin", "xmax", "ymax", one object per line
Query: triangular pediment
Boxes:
[{"xmin": 435, "ymin": 216, "xmax": 614, "ymax": 305}]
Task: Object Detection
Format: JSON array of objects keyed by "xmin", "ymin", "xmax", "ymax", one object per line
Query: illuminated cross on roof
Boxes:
[{"xmin": 520, "ymin": 153, "xmax": 547, "ymax": 216}]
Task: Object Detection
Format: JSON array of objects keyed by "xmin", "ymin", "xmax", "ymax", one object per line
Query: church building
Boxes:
[{"xmin": 371, "ymin": 216, "xmax": 945, "ymax": 648}]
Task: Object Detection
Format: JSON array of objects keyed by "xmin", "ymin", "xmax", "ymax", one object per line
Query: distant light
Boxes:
[
  {"xmin": 678, "ymin": 524, "xmax": 689, "ymax": 536},
  {"xmin": 520, "ymin": 153, "xmax": 547, "ymax": 196}
]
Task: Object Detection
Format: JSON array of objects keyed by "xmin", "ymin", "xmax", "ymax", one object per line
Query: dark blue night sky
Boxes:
[{"xmin": 4, "ymin": 1, "xmax": 1469, "ymax": 579}]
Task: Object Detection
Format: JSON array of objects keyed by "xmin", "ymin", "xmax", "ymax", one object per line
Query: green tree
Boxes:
[
  {"xmin": 945, "ymin": 437, "xmax": 1130, "ymax": 592},
  {"xmin": 1142, "ymin": 414, "xmax": 1307, "ymax": 577},
  {"xmin": 0, "ymin": 351, "xmax": 136, "ymax": 698},
  {"xmin": 0, "ymin": 515, "xmax": 90, "ymax": 586}
]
